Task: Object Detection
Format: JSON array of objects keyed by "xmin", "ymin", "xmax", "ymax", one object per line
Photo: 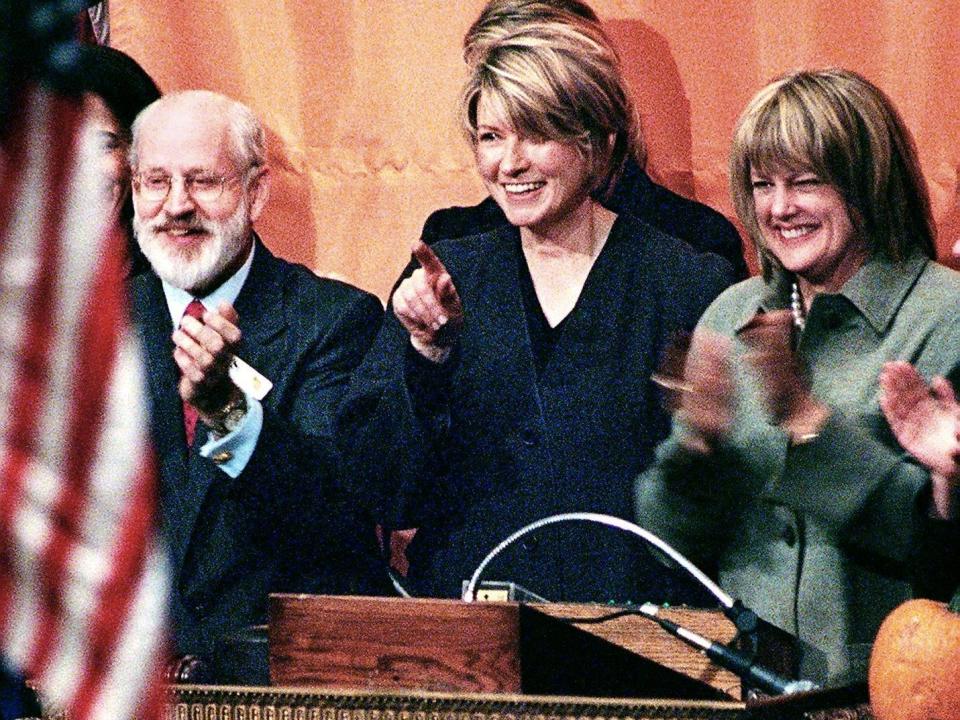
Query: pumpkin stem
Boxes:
[{"xmin": 951, "ymin": 585, "xmax": 960, "ymax": 614}]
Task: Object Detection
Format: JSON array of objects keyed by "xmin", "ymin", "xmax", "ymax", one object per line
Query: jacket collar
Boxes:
[{"xmin": 734, "ymin": 249, "xmax": 930, "ymax": 335}]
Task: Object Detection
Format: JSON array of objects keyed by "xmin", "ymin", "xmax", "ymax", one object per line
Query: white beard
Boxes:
[{"xmin": 133, "ymin": 197, "xmax": 251, "ymax": 292}]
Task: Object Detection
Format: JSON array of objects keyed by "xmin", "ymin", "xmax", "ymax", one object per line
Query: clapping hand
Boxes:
[
  {"xmin": 173, "ymin": 301, "xmax": 244, "ymax": 418},
  {"xmin": 879, "ymin": 361, "xmax": 960, "ymax": 479},
  {"xmin": 879, "ymin": 361, "xmax": 960, "ymax": 519},
  {"xmin": 740, "ymin": 310, "xmax": 830, "ymax": 439},
  {"xmin": 654, "ymin": 329, "xmax": 735, "ymax": 455}
]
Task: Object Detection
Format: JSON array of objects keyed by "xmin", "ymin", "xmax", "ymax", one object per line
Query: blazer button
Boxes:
[
  {"xmin": 781, "ymin": 525, "xmax": 797, "ymax": 547},
  {"xmin": 822, "ymin": 310, "xmax": 844, "ymax": 330},
  {"xmin": 519, "ymin": 428, "xmax": 537, "ymax": 447}
]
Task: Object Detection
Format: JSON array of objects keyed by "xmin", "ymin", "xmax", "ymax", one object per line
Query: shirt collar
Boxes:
[
  {"xmin": 161, "ymin": 240, "xmax": 256, "ymax": 327},
  {"xmin": 734, "ymin": 248, "xmax": 931, "ymax": 334}
]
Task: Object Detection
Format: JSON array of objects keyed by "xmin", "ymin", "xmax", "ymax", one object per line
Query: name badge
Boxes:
[{"xmin": 229, "ymin": 355, "xmax": 273, "ymax": 401}]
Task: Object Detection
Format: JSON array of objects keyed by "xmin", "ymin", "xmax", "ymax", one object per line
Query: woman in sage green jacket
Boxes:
[{"xmin": 634, "ymin": 68, "xmax": 960, "ymax": 687}]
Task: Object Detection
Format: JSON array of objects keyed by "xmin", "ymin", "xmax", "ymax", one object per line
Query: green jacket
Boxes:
[{"xmin": 635, "ymin": 249, "xmax": 960, "ymax": 686}]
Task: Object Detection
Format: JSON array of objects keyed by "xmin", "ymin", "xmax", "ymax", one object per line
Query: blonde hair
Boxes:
[
  {"xmin": 730, "ymin": 68, "xmax": 934, "ymax": 279},
  {"xmin": 458, "ymin": 1, "xmax": 640, "ymax": 197},
  {"xmin": 463, "ymin": 0, "xmax": 598, "ymax": 65}
]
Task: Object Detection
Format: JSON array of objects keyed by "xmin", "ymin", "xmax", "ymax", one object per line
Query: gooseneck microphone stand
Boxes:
[{"xmin": 462, "ymin": 511, "xmax": 820, "ymax": 697}]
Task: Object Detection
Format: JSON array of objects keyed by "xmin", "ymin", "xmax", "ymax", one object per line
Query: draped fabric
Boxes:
[
  {"xmin": 0, "ymin": 85, "xmax": 167, "ymax": 720},
  {"xmin": 112, "ymin": 1, "xmax": 960, "ymax": 298}
]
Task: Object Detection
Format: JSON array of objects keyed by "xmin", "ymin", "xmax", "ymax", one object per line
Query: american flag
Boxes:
[{"xmin": 0, "ymin": 76, "xmax": 167, "ymax": 720}]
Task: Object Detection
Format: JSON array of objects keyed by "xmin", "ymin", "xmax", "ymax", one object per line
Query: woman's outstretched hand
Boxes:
[{"xmin": 392, "ymin": 241, "xmax": 464, "ymax": 363}]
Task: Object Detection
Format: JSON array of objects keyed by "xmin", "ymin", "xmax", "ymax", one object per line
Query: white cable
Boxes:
[
  {"xmin": 462, "ymin": 512, "xmax": 734, "ymax": 608},
  {"xmin": 388, "ymin": 567, "xmax": 412, "ymax": 598}
]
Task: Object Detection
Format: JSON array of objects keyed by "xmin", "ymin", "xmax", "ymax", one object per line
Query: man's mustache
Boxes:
[{"xmin": 147, "ymin": 214, "xmax": 210, "ymax": 234}]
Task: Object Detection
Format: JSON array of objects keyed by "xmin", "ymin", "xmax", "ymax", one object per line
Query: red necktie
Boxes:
[{"xmin": 181, "ymin": 299, "xmax": 205, "ymax": 446}]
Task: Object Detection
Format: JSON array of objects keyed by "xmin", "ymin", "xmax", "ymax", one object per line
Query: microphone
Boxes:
[
  {"xmin": 635, "ymin": 603, "xmax": 819, "ymax": 696},
  {"xmin": 462, "ymin": 513, "xmax": 824, "ymax": 695}
]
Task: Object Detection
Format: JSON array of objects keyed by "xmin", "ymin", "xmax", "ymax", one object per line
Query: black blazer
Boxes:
[
  {"xmin": 339, "ymin": 215, "xmax": 734, "ymax": 602},
  {"xmin": 131, "ymin": 238, "xmax": 389, "ymax": 659},
  {"xmin": 420, "ymin": 159, "xmax": 749, "ymax": 280}
]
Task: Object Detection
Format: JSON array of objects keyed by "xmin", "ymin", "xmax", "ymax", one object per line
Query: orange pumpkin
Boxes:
[{"xmin": 868, "ymin": 589, "xmax": 960, "ymax": 720}]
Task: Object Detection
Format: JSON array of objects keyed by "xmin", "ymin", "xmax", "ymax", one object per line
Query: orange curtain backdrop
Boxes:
[{"xmin": 112, "ymin": 0, "xmax": 960, "ymax": 299}]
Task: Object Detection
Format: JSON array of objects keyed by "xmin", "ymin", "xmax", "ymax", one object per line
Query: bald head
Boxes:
[{"xmin": 130, "ymin": 90, "xmax": 266, "ymax": 173}]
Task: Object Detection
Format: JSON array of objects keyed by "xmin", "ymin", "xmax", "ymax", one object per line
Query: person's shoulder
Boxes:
[
  {"xmin": 263, "ymin": 248, "xmax": 381, "ymax": 314},
  {"xmin": 127, "ymin": 268, "xmax": 164, "ymax": 319},
  {"xmin": 649, "ymin": 187, "xmax": 748, "ymax": 280},
  {"xmin": 420, "ymin": 196, "xmax": 508, "ymax": 243},
  {"xmin": 711, "ymin": 275, "xmax": 767, "ymax": 306},
  {"xmin": 612, "ymin": 163, "xmax": 747, "ymax": 278},
  {"xmin": 645, "ymin": 180, "xmax": 739, "ymax": 238},
  {"xmin": 918, "ymin": 257, "xmax": 960, "ymax": 290},
  {"xmin": 696, "ymin": 276, "xmax": 767, "ymax": 330},
  {"xmin": 909, "ymin": 258, "xmax": 960, "ymax": 327},
  {"xmin": 615, "ymin": 212, "xmax": 734, "ymax": 279},
  {"xmin": 429, "ymin": 224, "xmax": 510, "ymax": 266},
  {"xmin": 129, "ymin": 265, "xmax": 158, "ymax": 293}
]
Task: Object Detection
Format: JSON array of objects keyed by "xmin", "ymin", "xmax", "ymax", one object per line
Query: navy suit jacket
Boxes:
[
  {"xmin": 339, "ymin": 215, "xmax": 734, "ymax": 602},
  {"xmin": 131, "ymin": 239, "xmax": 388, "ymax": 660}
]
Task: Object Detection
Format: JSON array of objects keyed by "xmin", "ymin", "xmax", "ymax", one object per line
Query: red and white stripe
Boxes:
[
  {"xmin": 87, "ymin": 2, "xmax": 111, "ymax": 46},
  {"xmin": 0, "ymin": 87, "xmax": 167, "ymax": 720}
]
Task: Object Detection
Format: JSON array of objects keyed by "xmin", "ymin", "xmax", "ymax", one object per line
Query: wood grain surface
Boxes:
[
  {"xmin": 269, "ymin": 595, "xmax": 522, "ymax": 693},
  {"xmin": 269, "ymin": 596, "xmax": 794, "ymax": 700}
]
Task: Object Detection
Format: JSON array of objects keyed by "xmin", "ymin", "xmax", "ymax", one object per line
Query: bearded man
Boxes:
[{"xmin": 128, "ymin": 90, "xmax": 388, "ymax": 669}]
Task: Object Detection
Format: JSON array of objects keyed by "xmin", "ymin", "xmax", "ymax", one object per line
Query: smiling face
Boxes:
[
  {"xmin": 751, "ymin": 166, "xmax": 869, "ymax": 293},
  {"xmin": 131, "ymin": 98, "xmax": 268, "ymax": 294},
  {"xmin": 474, "ymin": 94, "xmax": 594, "ymax": 240}
]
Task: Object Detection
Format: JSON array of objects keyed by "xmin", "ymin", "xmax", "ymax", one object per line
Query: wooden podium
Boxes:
[
  {"xmin": 266, "ymin": 594, "xmax": 794, "ymax": 700},
  {"xmin": 163, "ymin": 595, "xmax": 872, "ymax": 720}
]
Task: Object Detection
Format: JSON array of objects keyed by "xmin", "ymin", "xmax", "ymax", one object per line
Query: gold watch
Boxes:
[{"xmin": 205, "ymin": 393, "xmax": 248, "ymax": 437}]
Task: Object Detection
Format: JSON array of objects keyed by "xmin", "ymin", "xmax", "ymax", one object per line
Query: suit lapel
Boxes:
[
  {"xmin": 132, "ymin": 240, "xmax": 289, "ymax": 578},
  {"xmin": 131, "ymin": 272, "xmax": 196, "ymax": 573},
  {"xmin": 467, "ymin": 227, "xmax": 535, "ymax": 362},
  {"xmin": 232, "ymin": 239, "xmax": 287, "ymax": 397},
  {"xmin": 173, "ymin": 240, "xmax": 290, "ymax": 578}
]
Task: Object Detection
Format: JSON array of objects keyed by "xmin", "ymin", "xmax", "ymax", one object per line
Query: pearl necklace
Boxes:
[{"xmin": 790, "ymin": 282, "xmax": 806, "ymax": 331}]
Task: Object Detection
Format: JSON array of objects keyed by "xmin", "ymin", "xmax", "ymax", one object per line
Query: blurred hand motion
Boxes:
[
  {"xmin": 653, "ymin": 329, "xmax": 734, "ymax": 455},
  {"xmin": 739, "ymin": 310, "xmax": 809, "ymax": 424},
  {"xmin": 879, "ymin": 361, "xmax": 960, "ymax": 480},
  {"xmin": 741, "ymin": 309, "xmax": 832, "ymax": 439}
]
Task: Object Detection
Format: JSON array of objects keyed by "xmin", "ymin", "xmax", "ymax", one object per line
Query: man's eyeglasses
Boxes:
[{"xmin": 133, "ymin": 169, "xmax": 252, "ymax": 204}]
